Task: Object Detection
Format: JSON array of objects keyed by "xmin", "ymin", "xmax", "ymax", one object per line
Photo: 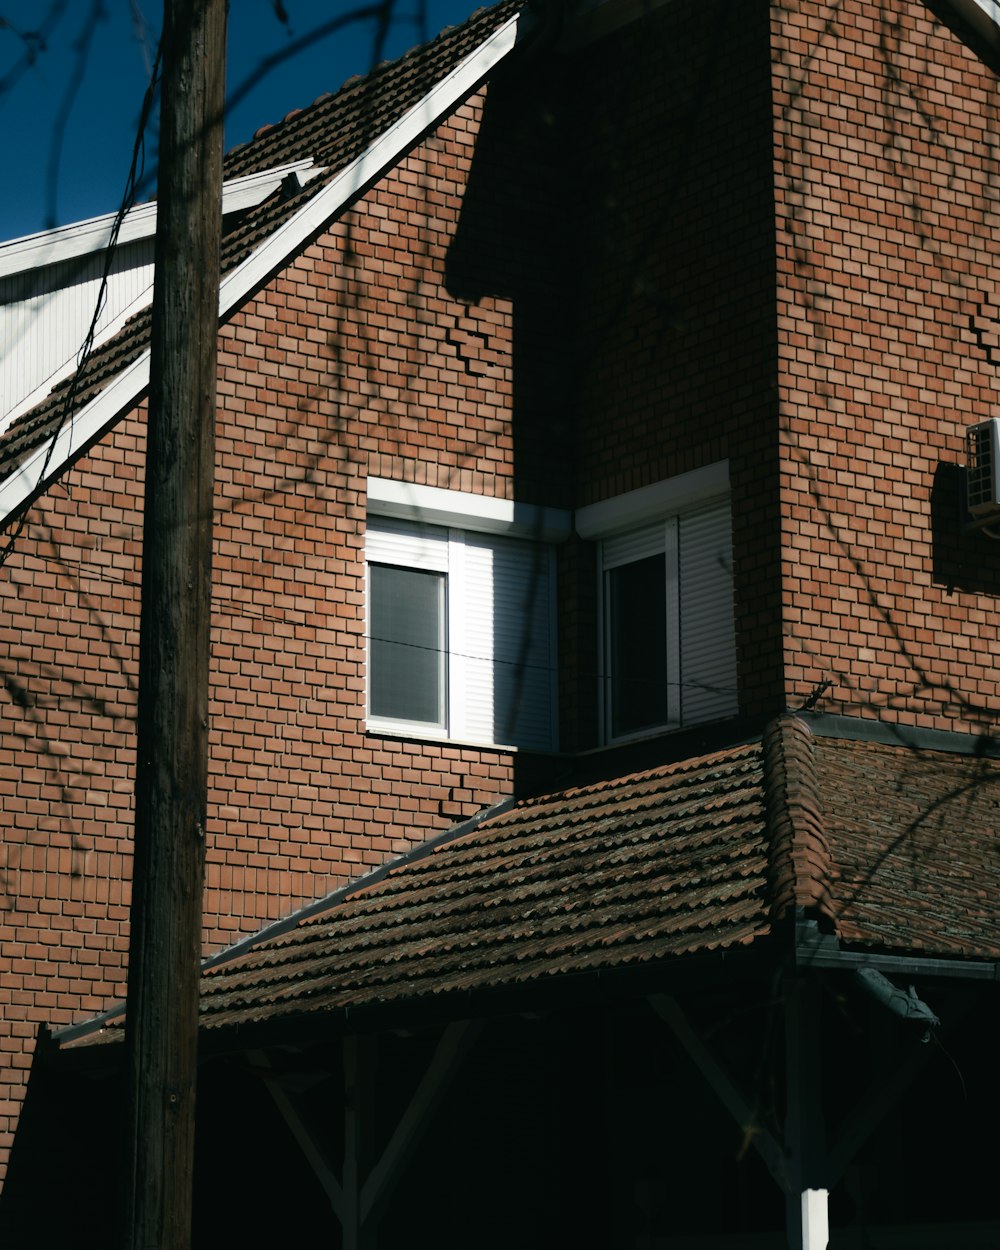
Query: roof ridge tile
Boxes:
[{"xmin": 763, "ymin": 713, "xmax": 836, "ymax": 929}]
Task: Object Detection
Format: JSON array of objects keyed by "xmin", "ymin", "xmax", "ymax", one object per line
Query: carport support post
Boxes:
[{"xmin": 784, "ymin": 976, "xmax": 829, "ymax": 1250}]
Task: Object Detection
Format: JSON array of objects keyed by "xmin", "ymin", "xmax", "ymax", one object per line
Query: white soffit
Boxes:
[
  {"xmin": 368, "ymin": 477, "xmax": 572, "ymax": 543},
  {"xmin": 0, "ymin": 161, "xmax": 321, "ymax": 280},
  {"xmin": 0, "ymin": 11, "xmax": 524, "ymax": 527},
  {"xmin": 0, "ymin": 162, "xmax": 324, "ymax": 434},
  {"xmin": 575, "ymin": 460, "xmax": 730, "ymax": 539},
  {"xmin": 950, "ymin": 0, "xmax": 1000, "ymax": 45}
]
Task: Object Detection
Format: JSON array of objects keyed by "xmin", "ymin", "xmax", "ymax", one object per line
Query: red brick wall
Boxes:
[
  {"xmin": 0, "ymin": 93, "xmax": 521, "ymax": 1186},
  {"xmin": 773, "ymin": 0, "xmax": 1000, "ymax": 731},
  {"xmin": 557, "ymin": 0, "xmax": 787, "ymax": 723},
  {"xmin": 0, "ymin": 416, "xmax": 142, "ymax": 1185},
  {"xmin": 5, "ymin": 0, "xmax": 999, "ymax": 1189}
]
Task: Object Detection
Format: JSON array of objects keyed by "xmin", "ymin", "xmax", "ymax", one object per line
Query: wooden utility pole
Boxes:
[{"xmin": 124, "ymin": 2, "xmax": 226, "ymax": 1246}]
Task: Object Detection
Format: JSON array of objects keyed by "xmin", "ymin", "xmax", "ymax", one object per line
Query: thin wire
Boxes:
[
  {"xmin": 13, "ymin": 536, "xmax": 740, "ymax": 694},
  {"xmin": 0, "ymin": 35, "xmax": 162, "ymax": 575}
]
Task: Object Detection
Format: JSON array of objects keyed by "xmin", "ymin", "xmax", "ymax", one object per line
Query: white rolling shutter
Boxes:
[
  {"xmin": 366, "ymin": 517, "xmax": 556, "ymax": 750},
  {"xmin": 365, "ymin": 518, "xmax": 448, "ymax": 571},
  {"xmin": 602, "ymin": 519, "xmax": 667, "ymax": 568},
  {"xmin": 679, "ymin": 498, "xmax": 737, "ymax": 723},
  {"xmin": 457, "ymin": 534, "xmax": 555, "ymax": 749}
]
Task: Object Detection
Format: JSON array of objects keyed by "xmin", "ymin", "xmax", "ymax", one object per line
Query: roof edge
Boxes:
[
  {"xmin": 763, "ymin": 713, "xmax": 836, "ymax": 929},
  {"xmin": 0, "ymin": 7, "xmax": 526, "ymax": 529},
  {"xmin": 51, "ymin": 793, "xmax": 517, "ymax": 1046},
  {"xmin": 0, "ymin": 161, "xmax": 321, "ymax": 281},
  {"xmin": 802, "ymin": 711, "xmax": 1000, "ymax": 758}
]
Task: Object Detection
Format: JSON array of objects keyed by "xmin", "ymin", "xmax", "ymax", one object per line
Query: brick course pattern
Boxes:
[
  {"xmin": 0, "ymin": 97, "xmax": 517, "ymax": 1186},
  {"xmin": 4, "ymin": 0, "xmax": 1000, "ymax": 1190},
  {"xmin": 772, "ymin": 0, "xmax": 1000, "ymax": 731}
]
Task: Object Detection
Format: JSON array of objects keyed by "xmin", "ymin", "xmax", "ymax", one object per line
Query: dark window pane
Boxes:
[
  {"xmin": 370, "ymin": 564, "xmax": 445, "ymax": 725},
  {"xmin": 609, "ymin": 554, "xmax": 667, "ymax": 737}
]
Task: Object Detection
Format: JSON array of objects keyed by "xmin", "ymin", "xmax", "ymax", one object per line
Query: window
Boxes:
[
  {"xmin": 605, "ymin": 535, "xmax": 673, "ymax": 738},
  {"xmin": 369, "ymin": 561, "xmax": 446, "ymax": 727},
  {"xmin": 365, "ymin": 493, "xmax": 563, "ymax": 750},
  {"xmin": 578, "ymin": 464, "xmax": 738, "ymax": 742}
]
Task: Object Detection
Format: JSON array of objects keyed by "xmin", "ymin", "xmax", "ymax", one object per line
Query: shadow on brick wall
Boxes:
[{"xmin": 931, "ymin": 462, "xmax": 1000, "ymax": 596}]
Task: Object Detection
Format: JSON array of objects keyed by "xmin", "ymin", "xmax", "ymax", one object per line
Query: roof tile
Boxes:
[{"xmin": 63, "ymin": 724, "xmax": 1000, "ymax": 1050}]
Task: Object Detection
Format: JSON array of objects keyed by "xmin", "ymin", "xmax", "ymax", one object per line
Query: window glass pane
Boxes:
[
  {"xmin": 370, "ymin": 564, "xmax": 445, "ymax": 725},
  {"xmin": 609, "ymin": 553, "xmax": 668, "ymax": 737}
]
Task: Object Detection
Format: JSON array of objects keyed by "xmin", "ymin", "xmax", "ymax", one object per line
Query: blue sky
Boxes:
[{"xmin": 0, "ymin": 0, "xmax": 483, "ymax": 243}]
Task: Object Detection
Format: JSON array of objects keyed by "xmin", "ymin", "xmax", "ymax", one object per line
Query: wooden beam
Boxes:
[
  {"xmin": 783, "ymin": 978, "xmax": 828, "ymax": 1250},
  {"xmin": 249, "ymin": 1050, "xmax": 343, "ymax": 1217},
  {"xmin": 648, "ymin": 994, "xmax": 789, "ymax": 1191},
  {"xmin": 342, "ymin": 1035, "xmax": 374, "ymax": 1250},
  {"xmin": 361, "ymin": 1020, "xmax": 482, "ymax": 1226}
]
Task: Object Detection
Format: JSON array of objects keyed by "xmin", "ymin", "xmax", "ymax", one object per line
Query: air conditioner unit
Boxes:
[{"xmin": 966, "ymin": 418, "xmax": 1000, "ymax": 517}]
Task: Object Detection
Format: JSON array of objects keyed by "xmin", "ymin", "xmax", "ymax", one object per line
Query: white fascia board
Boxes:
[
  {"xmin": 949, "ymin": 0, "xmax": 1000, "ymax": 44},
  {"xmin": 216, "ymin": 12, "xmax": 521, "ymax": 314},
  {"xmin": 0, "ymin": 161, "xmax": 319, "ymax": 280},
  {"xmin": 368, "ymin": 477, "xmax": 572, "ymax": 543},
  {"xmin": 0, "ymin": 208, "xmax": 159, "ymax": 279},
  {"xmin": 0, "ymin": 14, "xmax": 523, "ymax": 527},
  {"xmin": 219, "ymin": 160, "xmax": 322, "ymax": 212},
  {"xmin": 0, "ymin": 352, "xmax": 151, "ymax": 523},
  {"xmin": 575, "ymin": 460, "xmax": 730, "ymax": 539}
]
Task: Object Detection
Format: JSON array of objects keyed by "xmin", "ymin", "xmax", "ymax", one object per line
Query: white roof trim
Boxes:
[
  {"xmin": 0, "ymin": 353, "xmax": 151, "ymax": 523},
  {"xmin": 0, "ymin": 159, "xmax": 327, "ymax": 437},
  {"xmin": 950, "ymin": 0, "xmax": 1000, "ymax": 45},
  {"xmin": 367, "ymin": 477, "xmax": 572, "ymax": 542},
  {"xmin": 216, "ymin": 12, "xmax": 521, "ymax": 315},
  {"xmin": 575, "ymin": 461, "xmax": 730, "ymax": 539},
  {"xmin": 0, "ymin": 12, "xmax": 524, "ymax": 526},
  {"xmin": 0, "ymin": 160, "xmax": 320, "ymax": 280}
]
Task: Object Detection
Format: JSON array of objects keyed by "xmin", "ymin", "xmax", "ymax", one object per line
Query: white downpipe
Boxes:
[{"xmin": 801, "ymin": 1189, "xmax": 829, "ymax": 1250}]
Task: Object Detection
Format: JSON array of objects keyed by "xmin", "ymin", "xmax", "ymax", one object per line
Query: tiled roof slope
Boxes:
[
  {"xmin": 0, "ymin": 0, "xmax": 520, "ymax": 490},
  {"xmin": 818, "ymin": 734, "xmax": 1000, "ymax": 960},
  {"xmin": 62, "ymin": 721, "xmax": 1000, "ymax": 1050},
  {"xmin": 192, "ymin": 743, "xmax": 771, "ymax": 1033}
]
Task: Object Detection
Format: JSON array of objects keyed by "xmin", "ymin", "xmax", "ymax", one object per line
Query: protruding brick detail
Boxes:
[{"xmin": 763, "ymin": 713, "xmax": 835, "ymax": 926}]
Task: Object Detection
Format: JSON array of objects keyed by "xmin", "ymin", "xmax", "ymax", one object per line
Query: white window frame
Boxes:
[
  {"xmin": 366, "ymin": 481, "xmax": 570, "ymax": 750},
  {"xmin": 577, "ymin": 462, "xmax": 737, "ymax": 744},
  {"xmin": 366, "ymin": 522, "xmax": 451, "ymax": 738}
]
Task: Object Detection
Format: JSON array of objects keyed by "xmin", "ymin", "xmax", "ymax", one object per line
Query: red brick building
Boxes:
[{"xmin": 1, "ymin": 0, "xmax": 999, "ymax": 1245}]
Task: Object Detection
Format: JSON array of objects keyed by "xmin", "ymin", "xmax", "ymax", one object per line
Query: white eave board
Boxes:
[
  {"xmin": 0, "ymin": 10, "xmax": 525, "ymax": 526},
  {"xmin": 0, "ymin": 160, "xmax": 320, "ymax": 281}
]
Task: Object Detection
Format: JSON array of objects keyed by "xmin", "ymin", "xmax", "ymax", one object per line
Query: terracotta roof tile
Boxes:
[
  {"xmin": 62, "ymin": 723, "xmax": 1000, "ymax": 1051},
  {"xmin": 189, "ymin": 743, "xmax": 771, "ymax": 1031},
  {"xmin": 817, "ymin": 735, "xmax": 1000, "ymax": 959},
  {"xmin": 188, "ymin": 727, "xmax": 1000, "ymax": 1036}
]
